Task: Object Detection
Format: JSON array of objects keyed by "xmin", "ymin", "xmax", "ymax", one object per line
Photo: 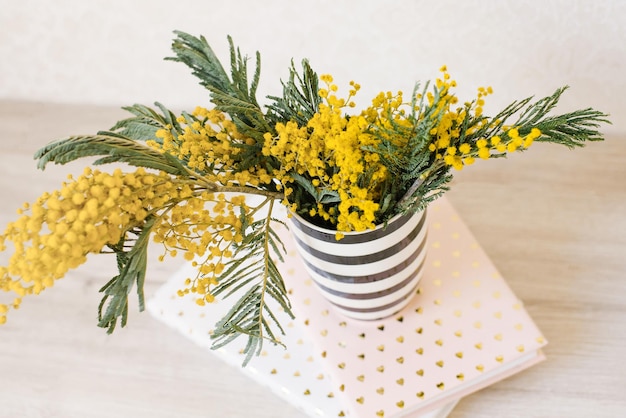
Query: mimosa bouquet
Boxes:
[{"xmin": 0, "ymin": 31, "xmax": 608, "ymax": 363}]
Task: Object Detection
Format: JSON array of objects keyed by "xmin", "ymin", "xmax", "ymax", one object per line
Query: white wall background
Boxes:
[{"xmin": 1, "ymin": 0, "xmax": 624, "ymax": 133}]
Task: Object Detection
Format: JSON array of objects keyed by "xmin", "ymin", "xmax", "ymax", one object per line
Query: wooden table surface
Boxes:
[{"xmin": 0, "ymin": 101, "xmax": 624, "ymax": 418}]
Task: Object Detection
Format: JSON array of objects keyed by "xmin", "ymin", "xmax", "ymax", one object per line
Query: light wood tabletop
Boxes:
[{"xmin": 0, "ymin": 101, "xmax": 624, "ymax": 418}]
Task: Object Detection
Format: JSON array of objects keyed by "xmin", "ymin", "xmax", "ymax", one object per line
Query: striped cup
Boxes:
[{"xmin": 288, "ymin": 209, "xmax": 428, "ymax": 320}]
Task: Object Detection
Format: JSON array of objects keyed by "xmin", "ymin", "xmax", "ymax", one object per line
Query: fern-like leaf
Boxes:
[
  {"xmin": 110, "ymin": 102, "xmax": 184, "ymax": 142},
  {"xmin": 34, "ymin": 133, "xmax": 188, "ymax": 176},
  {"xmin": 98, "ymin": 217, "xmax": 155, "ymax": 333},
  {"xmin": 266, "ymin": 59, "xmax": 322, "ymax": 126},
  {"xmin": 209, "ymin": 200, "xmax": 292, "ymax": 366},
  {"xmin": 167, "ymin": 31, "xmax": 270, "ymax": 141}
]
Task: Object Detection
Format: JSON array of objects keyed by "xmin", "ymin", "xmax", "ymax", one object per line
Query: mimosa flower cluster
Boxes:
[
  {"xmin": 0, "ymin": 32, "xmax": 608, "ymax": 361},
  {"xmin": 0, "ymin": 165, "xmax": 253, "ymax": 323},
  {"xmin": 263, "ymin": 75, "xmax": 386, "ymax": 234}
]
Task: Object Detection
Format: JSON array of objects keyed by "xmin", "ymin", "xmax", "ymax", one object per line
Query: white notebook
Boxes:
[
  {"xmin": 148, "ymin": 196, "xmax": 546, "ymax": 417},
  {"xmin": 148, "ymin": 263, "xmax": 456, "ymax": 418}
]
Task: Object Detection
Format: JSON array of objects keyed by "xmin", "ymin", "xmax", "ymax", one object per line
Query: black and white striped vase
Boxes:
[{"xmin": 288, "ymin": 209, "xmax": 428, "ymax": 321}]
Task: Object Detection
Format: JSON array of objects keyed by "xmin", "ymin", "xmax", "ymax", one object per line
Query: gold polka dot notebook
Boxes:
[
  {"xmin": 147, "ymin": 259, "xmax": 457, "ymax": 418},
  {"xmin": 147, "ymin": 196, "xmax": 546, "ymax": 417}
]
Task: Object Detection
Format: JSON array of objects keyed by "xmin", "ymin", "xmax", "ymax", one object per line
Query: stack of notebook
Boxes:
[{"xmin": 147, "ymin": 196, "xmax": 547, "ymax": 417}]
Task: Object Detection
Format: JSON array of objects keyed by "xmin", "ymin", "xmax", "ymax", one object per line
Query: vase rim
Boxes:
[{"xmin": 288, "ymin": 208, "xmax": 424, "ymax": 236}]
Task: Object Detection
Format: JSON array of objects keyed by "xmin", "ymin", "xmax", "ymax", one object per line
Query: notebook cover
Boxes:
[
  {"xmin": 148, "ymin": 264, "xmax": 457, "ymax": 418},
  {"xmin": 148, "ymin": 195, "xmax": 546, "ymax": 417}
]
